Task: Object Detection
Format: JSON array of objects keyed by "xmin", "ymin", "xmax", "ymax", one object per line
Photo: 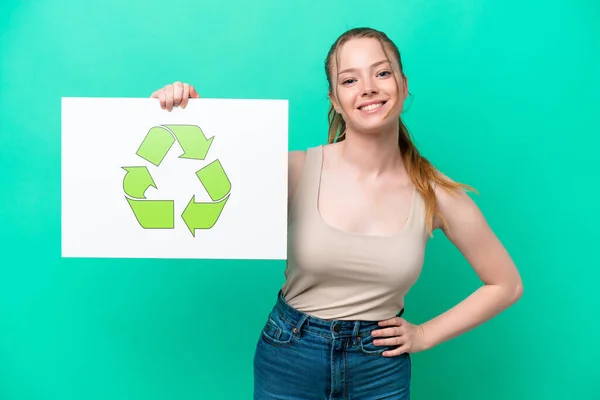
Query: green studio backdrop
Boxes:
[{"xmin": 1, "ymin": 0, "xmax": 598, "ymax": 399}]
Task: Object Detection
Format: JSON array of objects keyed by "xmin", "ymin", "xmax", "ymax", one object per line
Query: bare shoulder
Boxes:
[
  {"xmin": 432, "ymin": 172, "xmax": 481, "ymax": 237},
  {"xmin": 432, "ymin": 172, "xmax": 503, "ymax": 271},
  {"xmin": 433, "ymin": 172, "xmax": 497, "ymax": 262},
  {"xmin": 288, "ymin": 150, "xmax": 307, "ymax": 200}
]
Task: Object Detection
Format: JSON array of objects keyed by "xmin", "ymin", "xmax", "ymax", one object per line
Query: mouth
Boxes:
[{"xmin": 357, "ymin": 100, "xmax": 387, "ymax": 112}]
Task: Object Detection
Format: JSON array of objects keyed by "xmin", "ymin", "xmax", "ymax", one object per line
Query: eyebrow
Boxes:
[{"xmin": 337, "ymin": 59, "xmax": 391, "ymax": 75}]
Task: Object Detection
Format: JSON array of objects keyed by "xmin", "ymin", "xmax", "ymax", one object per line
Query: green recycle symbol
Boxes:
[{"xmin": 122, "ymin": 124, "xmax": 231, "ymax": 236}]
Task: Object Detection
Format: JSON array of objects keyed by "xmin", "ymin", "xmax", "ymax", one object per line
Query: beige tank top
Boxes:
[{"xmin": 281, "ymin": 145, "xmax": 430, "ymax": 321}]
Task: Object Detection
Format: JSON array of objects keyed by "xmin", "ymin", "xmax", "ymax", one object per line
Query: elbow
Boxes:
[{"xmin": 510, "ymin": 279, "xmax": 524, "ymax": 304}]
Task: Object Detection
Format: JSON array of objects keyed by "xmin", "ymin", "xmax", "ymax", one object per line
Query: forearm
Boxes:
[{"xmin": 419, "ymin": 283, "xmax": 522, "ymax": 350}]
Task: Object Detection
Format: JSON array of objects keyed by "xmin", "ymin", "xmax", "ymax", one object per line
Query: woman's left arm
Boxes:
[{"xmin": 418, "ymin": 184, "xmax": 524, "ymax": 350}]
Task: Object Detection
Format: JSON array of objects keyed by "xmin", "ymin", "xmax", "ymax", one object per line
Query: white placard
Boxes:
[{"xmin": 61, "ymin": 97, "xmax": 288, "ymax": 260}]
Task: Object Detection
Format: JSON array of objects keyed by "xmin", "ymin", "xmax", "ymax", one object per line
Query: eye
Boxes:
[
  {"xmin": 377, "ymin": 70, "xmax": 391, "ymax": 77},
  {"xmin": 342, "ymin": 78, "xmax": 356, "ymax": 85}
]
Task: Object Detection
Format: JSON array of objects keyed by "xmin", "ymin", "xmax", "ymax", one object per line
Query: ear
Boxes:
[
  {"xmin": 329, "ymin": 91, "xmax": 342, "ymax": 114},
  {"xmin": 402, "ymin": 75, "xmax": 409, "ymax": 99}
]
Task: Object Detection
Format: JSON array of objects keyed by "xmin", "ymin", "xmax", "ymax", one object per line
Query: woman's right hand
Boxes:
[{"xmin": 150, "ymin": 81, "xmax": 200, "ymax": 111}]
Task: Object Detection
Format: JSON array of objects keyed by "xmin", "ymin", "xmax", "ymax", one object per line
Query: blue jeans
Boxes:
[{"xmin": 253, "ymin": 291, "xmax": 411, "ymax": 399}]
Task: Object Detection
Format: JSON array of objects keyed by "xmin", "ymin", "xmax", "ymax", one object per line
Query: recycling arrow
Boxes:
[
  {"xmin": 182, "ymin": 159, "xmax": 232, "ymax": 236},
  {"xmin": 181, "ymin": 195, "xmax": 229, "ymax": 234},
  {"xmin": 123, "ymin": 124, "xmax": 231, "ymax": 235},
  {"xmin": 196, "ymin": 159, "xmax": 231, "ymax": 201},
  {"xmin": 136, "ymin": 126, "xmax": 175, "ymax": 167},
  {"xmin": 135, "ymin": 124, "xmax": 213, "ymax": 166},
  {"xmin": 164, "ymin": 124, "xmax": 214, "ymax": 160},
  {"xmin": 126, "ymin": 198, "xmax": 175, "ymax": 229},
  {"xmin": 122, "ymin": 166, "xmax": 156, "ymax": 198}
]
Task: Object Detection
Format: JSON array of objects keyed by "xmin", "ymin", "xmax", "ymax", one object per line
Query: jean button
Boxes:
[{"xmin": 333, "ymin": 324, "xmax": 341, "ymax": 333}]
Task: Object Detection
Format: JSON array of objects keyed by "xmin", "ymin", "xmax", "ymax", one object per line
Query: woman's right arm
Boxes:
[{"xmin": 150, "ymin": 81, "xmax": 306, "ymax": 204}]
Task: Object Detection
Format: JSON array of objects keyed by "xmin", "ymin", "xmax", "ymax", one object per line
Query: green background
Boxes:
[{"xmin": 1, "ymin": 0, "xmax": 598, "ymax": 399}]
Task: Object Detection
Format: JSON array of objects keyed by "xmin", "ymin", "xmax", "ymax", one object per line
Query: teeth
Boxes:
[{"xmin": 360, "ymin": 102, "xmax": 383, "ymax": 111}]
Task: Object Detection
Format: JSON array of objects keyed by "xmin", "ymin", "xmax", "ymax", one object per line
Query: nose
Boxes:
[{"xmin": 361, "ymin": 77, "xmax": 379, "ymax": 96}]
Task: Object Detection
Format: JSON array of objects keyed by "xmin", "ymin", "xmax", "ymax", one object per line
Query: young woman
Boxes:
[{"xmin": 151, "ymin": 27, "xmax": 523, "ymax": 400}]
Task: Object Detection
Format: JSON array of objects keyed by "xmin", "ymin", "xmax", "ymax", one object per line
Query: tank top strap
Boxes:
[{"xmin": 403, "ymin": 186, "xmax": 427, "ymax": 235}]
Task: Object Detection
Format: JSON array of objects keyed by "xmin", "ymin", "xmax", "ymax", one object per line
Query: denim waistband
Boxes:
[{"xmin": 273, "ymin": 290, "xmax": 404, "ymax": 339}]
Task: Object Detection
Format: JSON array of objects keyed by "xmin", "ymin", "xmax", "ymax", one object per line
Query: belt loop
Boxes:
[
  {"xmin": 294, "ymin": 315, "xmax": 309, "ymax": 337},
  {"xmin": 352, "ymin": 321, "xmax": 360, "ymax": 337},
  {"xmin": 352, "ymin": 321, "xmax": 361, "ymax": 346}
]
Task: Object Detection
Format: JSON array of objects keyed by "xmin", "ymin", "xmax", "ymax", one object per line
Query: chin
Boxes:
[
  {"xmin": 350, "ymin": 120, "xmax": 396, "ymax": 137},
  {"xmin": 352, "ymin": 111, "xmax": 399, "ymax": 134}
]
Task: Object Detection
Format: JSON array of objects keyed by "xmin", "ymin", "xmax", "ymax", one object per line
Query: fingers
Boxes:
[
  {"xmin": 372, "ymin": 326, "xmax": 400, "ymax": 338},
  {"xmin": 372, "ymin": 326, "xmax": 405, "ymax": 347},
  {"xmin": 372, "ymin": 317, "xmax": 404, "ymax": 337},
  {"xmin": 172, "ymin": 81, "xmax": 183, "ymax": 108},
  {"xmin": 382, "ymin": 345, "xmax": 409, "ymax": 357},
  {"xmin": 377, "ymin": 317, "xmax": 404, "ymax": 327},
  {"xmin": 373, "ymin": 330, "xmax": 410, "ymax": 357},
  {"xmin": 150, "ymin": 89, "xmax": 166, "ymax": 110},
  {"xmin": 189, "ymin": 85, "xmax": 200, "ymax": 98},
  {"xmin": 373, "ymin": 334, "xmax": 404, "ymax": 347},
  {"xmin": 181, "ymin": 83, "xmax": 190, "ymax": 108},
  {"xmin": 164, "ymin": 84, "xmax": 174, "ymax": 111},
  {"xmin": 150, "ymin": 81, "xmax": 200, "ymax": 111},
  {"xmin": 372, "ymin": 321, "xmax": 406, "ymax": 348}
]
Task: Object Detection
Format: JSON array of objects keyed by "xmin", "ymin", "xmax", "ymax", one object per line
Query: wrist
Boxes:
[{"xmin": 417, "ymin": 323, "xmax": 436, "ymax": 351}]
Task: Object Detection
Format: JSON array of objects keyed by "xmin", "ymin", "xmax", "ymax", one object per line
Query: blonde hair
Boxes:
[{"xmin": 325, "ymin": 27, "xmax": 475, "ymax": 235}]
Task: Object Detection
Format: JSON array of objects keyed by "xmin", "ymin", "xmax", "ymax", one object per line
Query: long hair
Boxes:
[{"xmin": 324, "ymin": 27, "xmax": 475, "ymax": 235}]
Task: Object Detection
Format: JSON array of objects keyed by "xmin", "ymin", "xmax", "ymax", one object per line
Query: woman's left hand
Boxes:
[{"xmin": 371, "ymin": 317, "xmax": 429, "ymax": 357}]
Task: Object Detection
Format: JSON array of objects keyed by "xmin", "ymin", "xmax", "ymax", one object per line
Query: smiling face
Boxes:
[{"xmin": 328, "ymin": 37, "xmax": 408, "ymax": 135}]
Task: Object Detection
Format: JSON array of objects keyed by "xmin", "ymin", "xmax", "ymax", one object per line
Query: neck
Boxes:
[{"xmin": 338, "ymin": 124, "xmax": 404, "ymax": 178}]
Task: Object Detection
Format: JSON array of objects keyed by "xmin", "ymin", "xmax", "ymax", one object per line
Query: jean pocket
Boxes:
[
  {"xmin": 359, "ymin": 333, "xmax": 394, "ymax": 356},
  {"xmin": 260, "ymin": 314, "xmax": 295, "ymax": 348}
]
